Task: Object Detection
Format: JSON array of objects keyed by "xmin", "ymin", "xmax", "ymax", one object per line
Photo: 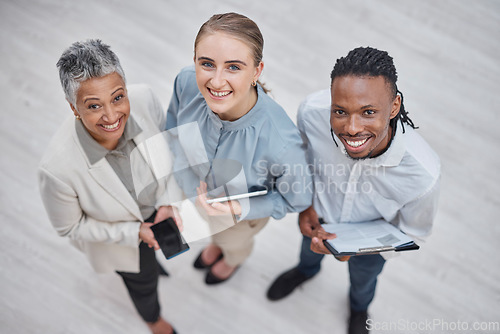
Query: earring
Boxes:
[
  {"xmin": 251, "ymin": 81, "xmax": 257, "ymax": 87},
  {"xmin": 75, "ymin": 115, "xmax": 81, "ymax": 120}
]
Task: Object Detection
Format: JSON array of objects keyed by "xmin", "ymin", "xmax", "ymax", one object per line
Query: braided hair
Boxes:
[{"xmin": 330, "ymin": 47, "xmax": 417, "ymax": 137}]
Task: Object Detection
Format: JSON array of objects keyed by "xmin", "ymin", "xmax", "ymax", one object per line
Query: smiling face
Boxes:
[
  {"xmin": 330, "ymin": 75, "xmax": 401, "ymax": 159},
  {"xmin": 194, "ymin": 32, "xmax": 264, "ymax": 121},
  {"xmin": 70, "ymin": 72, "xmax": 129, "ymax": 150}
]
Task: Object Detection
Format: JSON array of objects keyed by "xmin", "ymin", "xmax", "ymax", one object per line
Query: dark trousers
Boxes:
[
  {"xmin": 297, "ymin": 235, "xmax": 386, "ymax": 312},
  {"xmin": 116, "ymin": 214, "xmax": 160, "ymax": 323}
]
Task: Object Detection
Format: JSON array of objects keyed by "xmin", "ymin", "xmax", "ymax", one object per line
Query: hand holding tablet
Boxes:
[{"xmin": 206, "ymin": 189, "xmax": 268, "ymax": 204}]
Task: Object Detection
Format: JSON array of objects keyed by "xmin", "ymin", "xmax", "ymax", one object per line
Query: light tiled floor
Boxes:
[{"xmin": 1, "ymin": 1, "xmax": 499, "ymax": 333}]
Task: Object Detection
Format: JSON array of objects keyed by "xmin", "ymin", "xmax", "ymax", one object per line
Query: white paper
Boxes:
[{"xmin": 323, "ymin": 219, "xmax": 415, "ymax": 254}]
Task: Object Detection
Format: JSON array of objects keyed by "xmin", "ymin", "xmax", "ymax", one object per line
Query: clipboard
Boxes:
[
  {"xmin": 323, "ymin": 240, "xmax": 419, "ymax": 257},
  {"xmin": 320, "ymin": 219, "xmax": 419, "ymax": 257}
]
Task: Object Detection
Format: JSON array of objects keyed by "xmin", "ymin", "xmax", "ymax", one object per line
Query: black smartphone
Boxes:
[{"xmin": 150, "ymin": 217, "xmax": 189, "ymax": 259}]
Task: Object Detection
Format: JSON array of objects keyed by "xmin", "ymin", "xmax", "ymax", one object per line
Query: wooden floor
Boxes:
[{"xmin": 1, "ymin": 0, "xmax": 499, "ymax": 333}]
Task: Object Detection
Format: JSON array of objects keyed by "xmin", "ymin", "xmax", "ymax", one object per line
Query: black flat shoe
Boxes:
[
  {"xmin": 205, "ymin": 262, "xmax": 239, "ymax": 285},
  {"xmin": 193, "ymin": 251, "xmax": 223, "ymax": 269}
]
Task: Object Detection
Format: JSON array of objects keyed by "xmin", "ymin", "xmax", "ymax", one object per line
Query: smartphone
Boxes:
[
  {"xmin": 206, "ymin": 189, "xmax": 268, "ymax": 204},
  {"xmin": 150, "ymin": 217, "xmax": 189, "ymax": 259}
]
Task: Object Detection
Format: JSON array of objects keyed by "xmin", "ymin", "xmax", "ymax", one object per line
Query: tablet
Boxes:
[{"xmin": 206, "ymin": 189, "xmax": 268, "ymax": 204}]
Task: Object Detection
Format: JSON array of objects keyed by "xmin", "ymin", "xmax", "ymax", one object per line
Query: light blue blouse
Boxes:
[{"xmin": 166, "ymin": 66, "xmax": 312, "ymax": 220}]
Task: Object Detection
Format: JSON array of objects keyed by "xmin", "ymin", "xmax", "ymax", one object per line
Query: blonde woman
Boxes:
[{"xmin": 166, "ymin": 13, "xmax": 312, "ymax": 284}]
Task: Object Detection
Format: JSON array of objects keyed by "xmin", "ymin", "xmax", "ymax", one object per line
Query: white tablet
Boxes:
[{"xmin": 206, "ymin": 189, "xmax": 268, "ymax": 204}]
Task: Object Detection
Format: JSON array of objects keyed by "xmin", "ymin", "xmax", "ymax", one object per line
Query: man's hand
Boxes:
[
  {"xmin": 299, "ymin": 206, "xmax": 336, "ymax": 255},
  {"xmin": 298, "ymin": 206, "xmax": 321, "ymax": 238},
  {"xmin": 310, "ymin": 227, "xmax": 336, "ymax": 255}
]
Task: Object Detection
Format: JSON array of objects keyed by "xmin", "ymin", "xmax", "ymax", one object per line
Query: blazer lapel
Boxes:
[
  {"xmin": 88, "ymin": 160, "xmax": 144, "ymax": 221},
  {"xmin": 72, "ymin": 111, "xmax": 143, "ymax": 222}
]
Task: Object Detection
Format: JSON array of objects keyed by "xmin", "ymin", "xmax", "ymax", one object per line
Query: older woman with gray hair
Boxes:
[{"xmin": 38, "ymin": 39, "xmax": 180, "ymax": 334}]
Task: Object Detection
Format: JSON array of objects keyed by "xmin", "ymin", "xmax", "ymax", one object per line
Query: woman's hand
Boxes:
[
  {"xmin": 196, "ymin": 181, "xmax": 242, "ymax": 216},
  {"xmin": 139, "ymin": 222, "xmax": 159, "ymax": 250},
  {"xmin": 153, "ymin": 205, "xmax": 183, "ymax": 232},
  {"xmin": 140, "ymin": 205, "xmax": 183, "ymax": 250}
]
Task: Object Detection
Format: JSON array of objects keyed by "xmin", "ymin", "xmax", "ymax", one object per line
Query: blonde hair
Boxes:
[{"xmin": 194, "ymin": 12, "xmax": 269, "ymax": 93}]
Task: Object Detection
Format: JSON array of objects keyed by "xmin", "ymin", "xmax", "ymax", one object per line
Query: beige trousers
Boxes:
[
  {"xmin": 195, "ymin": 203, "xmax": 269, "ymax": 266},
  {"xmin": 211, "ymin": 217, "xmax": 269, "ymax": 266}
]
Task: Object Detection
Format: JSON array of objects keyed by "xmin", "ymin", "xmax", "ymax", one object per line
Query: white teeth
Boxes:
[
  {"xmin": 346, "ymin": 138, "xmax": 368, "ymax": 148},
  {"xmin": 102, "ymin": 119, "xmax": 120, "ymax": 130},
  {"xmin": 210, "ymin": 89, "xmax": 230, "ymax": 97}
]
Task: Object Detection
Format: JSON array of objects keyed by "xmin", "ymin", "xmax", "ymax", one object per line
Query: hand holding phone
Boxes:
[{"xmin": 150, "ymin": 217, "xmax": 189, "ymax": 259}]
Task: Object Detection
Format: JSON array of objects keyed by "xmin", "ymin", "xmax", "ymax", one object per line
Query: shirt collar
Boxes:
[{"xmin": 75, "ymin": 115, "xmax": 142, "ymax": 165}]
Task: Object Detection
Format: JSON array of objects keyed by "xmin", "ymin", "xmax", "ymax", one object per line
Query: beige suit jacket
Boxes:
[{"xmin": 38, "ymin": 84, "xmax": 181, "ymax": 273}]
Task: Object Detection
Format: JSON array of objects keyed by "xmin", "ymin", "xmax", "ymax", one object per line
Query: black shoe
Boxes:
[
  {"xmin": 266, "ymin": 267, "xmax": 313, "ymax": 301},
  {"xmin": 348, "ymin": 310, "xmax": 369, "ymax": 334},
  {"xmin": 157, "ymin": 261, "xmax": 169, "ymax": 276},
  {"xmin": 205, "ymin": 262, "xmax": 239, "ymax": 285},
  {"xmin": 193, "ymin": 251, "xmax": 223, "ymax": 269}
]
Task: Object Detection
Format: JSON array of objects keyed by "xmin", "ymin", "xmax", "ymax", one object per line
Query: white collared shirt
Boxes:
[{"xmin": 297, "ymin": 90, "xmax": 441, "ymax": 242}]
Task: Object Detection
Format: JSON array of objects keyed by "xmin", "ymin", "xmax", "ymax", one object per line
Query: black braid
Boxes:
[{"xmin": 330, "ymin": 47, "xmax": 418, "ymax": 136}]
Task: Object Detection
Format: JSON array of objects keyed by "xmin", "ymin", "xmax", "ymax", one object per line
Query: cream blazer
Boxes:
[{"xmin": 38, "ymin": 84, "xmax": 182, "ymax": 273}]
